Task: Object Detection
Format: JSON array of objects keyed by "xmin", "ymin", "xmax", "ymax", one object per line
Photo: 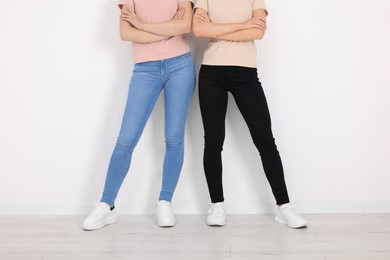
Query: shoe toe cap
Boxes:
[{"xmin": 289, "ymin": 219, "xmax": 307, "ymax": 228}]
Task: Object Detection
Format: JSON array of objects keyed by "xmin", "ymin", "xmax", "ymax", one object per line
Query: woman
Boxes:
[
  {"xmin": 193, "ymin": 0, "xmax": 307, "ymax": 228},
  {"xmin": 82, "ymin": 0, "xmax": 195, "ymax": 230}
]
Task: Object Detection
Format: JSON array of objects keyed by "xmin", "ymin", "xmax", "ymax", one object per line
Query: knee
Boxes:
[
  {"xmin": 165, "ymin": 134, "xmax": 184, "ymax": 150},
  {"xmin": 113, "ymin": 138, "xmax": 137, "ymax": 158},
  {"xmin": 204, "ymin": 137, "xmax": 224, "ymax": 155},
  {"xmin": 253, "ymin": 136, "xmax": 279, "ymax": 156},
  {"xmin": 258, "ymin": 146, "xmax": 279, "ymax": 156}
]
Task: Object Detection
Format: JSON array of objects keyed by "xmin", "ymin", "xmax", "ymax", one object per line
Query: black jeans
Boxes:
[{"xmin": 199, "ymin": 65, "xmax": 290, "ymax": 205}]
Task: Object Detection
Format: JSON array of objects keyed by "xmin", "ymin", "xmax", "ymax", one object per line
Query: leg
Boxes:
[
  {"xmin": 159, "ymin": 53, "xmax": 195, "ymax": 202},
  {"xmin": 231, "ymin": 68, "xmax": 290, "ymax": 205},
  {"xmin": 101, "ymin": 63, "xmax": 163, "ymax": 206},
  {"xmin": 199, "ymin": 65, "xmax": 229, "ymax": 203}
]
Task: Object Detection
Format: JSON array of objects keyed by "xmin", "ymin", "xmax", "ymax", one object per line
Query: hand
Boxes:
[
  {"xmin": 194, "ymin": 11, "xmax": 211, "ymax": 23},
  {"xmin": 240, "ymin": 18, "xmax": 267, "ymax": 31},
  {"xmin": 121, "ymin": 5, "xmax": 133, "ymax": 15},
  {"xmin": 173, "ymin": 7, "xmax": 185, "ymax": 20},
  {"xmin": 121, "ymin": 8, "xmax": 144, "ymax": 29}
]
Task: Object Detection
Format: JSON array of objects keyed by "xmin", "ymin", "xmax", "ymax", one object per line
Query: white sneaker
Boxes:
[
  {"xmin": 274, "ymin": 203, "xmax": 307, "ymax": 229},
  {"xmin": 82, "ymin": 202, "xmax": 118, "ymax": 231},
  {"xmin": 207, "ymin": 202, "xmax": 226, "ymax": 226},
  {"xmin": 157, "ymin": 200, "xmax": 176, "ymax": 227}
]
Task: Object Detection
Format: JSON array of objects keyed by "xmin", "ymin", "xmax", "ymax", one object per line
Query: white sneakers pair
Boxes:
[
  {"xmin": 82, "ymin": 201, "xmax": 307, "ymax": 230},
  {"xmin": 206, "ymin": 202, "xmax": 307, "ymax": 229},
  {"xmin": 82, "ymin": 200, "xmax": 175, "ymax": 231}
]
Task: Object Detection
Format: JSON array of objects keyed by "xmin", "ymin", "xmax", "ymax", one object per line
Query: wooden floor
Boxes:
[{"xmin": 0, "ymin": 214, "xmax": 389, "ymax": 259}]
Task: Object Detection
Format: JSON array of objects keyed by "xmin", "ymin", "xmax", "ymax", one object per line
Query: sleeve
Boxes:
[
  {"xmin": 194, "ymin": 0, "xmax": 208, "ymax": 12},
  {"xmin": 253, "ymin": 0, "xmax": 268, "ymax": 15},
  {"xmin": 118, "ymin": 0, "xmax": 134, "ymax": 9}
]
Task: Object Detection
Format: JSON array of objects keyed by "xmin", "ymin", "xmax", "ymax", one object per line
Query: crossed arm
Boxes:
[
  {"xmin": 192, "ymin": 8, "xmax": 268, "ymax": 41},
  {"xmin": 119, "ymin": 2, "xmax": 193, "ymax": 43}
]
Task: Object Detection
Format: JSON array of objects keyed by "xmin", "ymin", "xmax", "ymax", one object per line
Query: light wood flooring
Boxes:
[{"xmin": 1, "ymin": 214, "xmax": 390, "ymax": 259}]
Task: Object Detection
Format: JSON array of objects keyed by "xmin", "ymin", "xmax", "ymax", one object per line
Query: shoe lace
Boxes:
[
  {"xmin": 91, "ymin": 203, "xmax": 107, "ymax": 217},
  {"xmin": 158, "ymin": 201, "xmax": 172, "ymax": 216},
  {"xmin": 282, "ymin": 205, "xmax": 298, "ymax": 219}
]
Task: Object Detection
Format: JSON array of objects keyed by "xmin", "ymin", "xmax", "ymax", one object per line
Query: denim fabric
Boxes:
[{"xmin": 101, "ymin": 52, "xmax": 195, "ymax": 205}]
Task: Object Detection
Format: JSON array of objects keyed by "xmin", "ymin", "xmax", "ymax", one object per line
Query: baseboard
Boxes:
[
  {"xmin": 294, "ymin": 201, "xmax": 390, "ymax": 214},
  {"xmin": 0, "ymin": 201, "xmax": 389, "ymax": 215}
]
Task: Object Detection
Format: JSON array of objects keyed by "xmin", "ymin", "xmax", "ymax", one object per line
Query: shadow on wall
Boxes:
[
  {"xmin": 185, "ymin": 34, "xmax": 211, "ymax": 209},
  {"xmin": 225, "ymin": 94, "xmax": 273, "ymax": 205},
  {"xmin": 81, "ymin": 2, "xmax": 135, "ymax": 209}
]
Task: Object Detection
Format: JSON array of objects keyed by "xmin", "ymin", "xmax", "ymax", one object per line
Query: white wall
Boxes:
[{"xmin": 1, "ymin": 0, "xmax": 389, "ymax": 215}]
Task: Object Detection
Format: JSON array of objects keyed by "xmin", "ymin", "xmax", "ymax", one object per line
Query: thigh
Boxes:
[
  {"xmin": 199, "ymin": 65, "xmax": 228, "ymax": 143},
  {"xmin": 117, "ymin": 63, "xmax": 163, "ymax": 145},
  {"xmin": 163, "ymin": 54, "xmax": 195, "ymax": 138},
  {"xmin": 232, "ymin": 77, "xmax": 273, "ymax": 139}
]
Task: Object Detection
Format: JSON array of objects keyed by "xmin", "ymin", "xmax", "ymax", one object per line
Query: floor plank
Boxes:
[{"xmin": 0, "ymin": 214, "xmax": 389, "ymax": 259}]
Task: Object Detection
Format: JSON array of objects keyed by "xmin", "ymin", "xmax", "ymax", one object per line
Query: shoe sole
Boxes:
[
  {"xmin": 274, "ymin": 215, "xmax": 307, "ymax": 229},
  {"xmin": 82, "ymin": 215, "xmax": 118, "ymax": 231},
  {"xmin": 206, "ymin": 219, "xmax": 226, "ymax": 226},
  {"xmin": 158, "ymin": 219, "xmax": 176, "ymax": 227}
]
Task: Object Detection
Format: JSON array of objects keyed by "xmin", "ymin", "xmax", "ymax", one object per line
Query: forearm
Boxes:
[
  {"xmin": 139, "ymin": 20, "xmax": 191, "ymax": 37},
  {"xmin": 120, "ymin": 20, "xmax": 169, "ymax": 43},
  {"xmin": 215, "ymin": 28, "xmax": 265, "ymax": 42},
  {"xmin": 121, "ymin": 2, "xmax": 192, "ymax": 37},
  {"xmin": 193, "ymin": 22, "xmax": 243, "ymax": 38}
]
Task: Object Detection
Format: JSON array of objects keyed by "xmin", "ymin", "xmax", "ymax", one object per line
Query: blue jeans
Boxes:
[{"xmin": 101, "ymin": 52, "xmax": 195, "ymax": 206}]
